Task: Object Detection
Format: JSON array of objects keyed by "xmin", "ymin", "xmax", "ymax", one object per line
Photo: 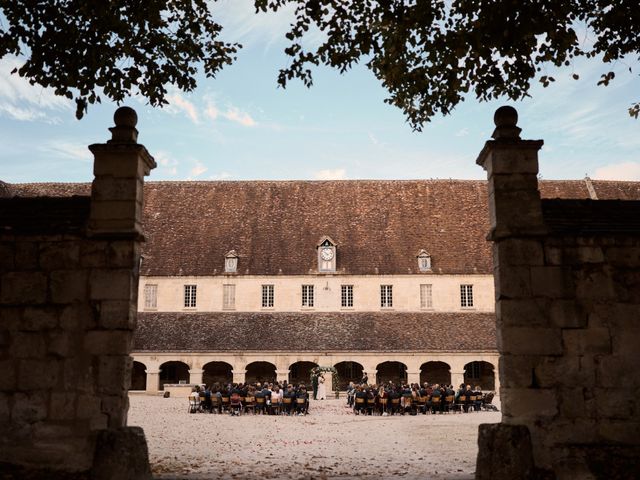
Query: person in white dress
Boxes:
[{"xmin": 316, "ymin": 374, "xmax": 327, "ymax": 400}]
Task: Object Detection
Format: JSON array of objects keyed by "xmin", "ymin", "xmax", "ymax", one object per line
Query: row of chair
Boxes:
[
  {"xmin": 353, "ymin": 394, "xmax": 487, "ymax": 415},
  {"xmin": 189, "ymin": 394, "xmax": 308, "ymax": 415}
]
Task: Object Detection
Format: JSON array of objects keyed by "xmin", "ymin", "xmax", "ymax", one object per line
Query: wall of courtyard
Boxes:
[{"xmin": 138, "ymin": 273, "xmax": 494, "ymax": 312}]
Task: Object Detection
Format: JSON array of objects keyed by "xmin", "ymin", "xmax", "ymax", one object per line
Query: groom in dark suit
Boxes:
[{"xmin": 311, "ymin": 371, "xmax": 319, "ymax": 400}]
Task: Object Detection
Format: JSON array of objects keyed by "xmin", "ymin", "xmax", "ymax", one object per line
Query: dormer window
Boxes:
[
  {"xmin": 224, "ymin": 250, "xmax": 238, "ymax": 273},
  {"xmin": 417, "ymin": 249, "xmax": 432, "ymax": 272},
  {"xmin": 317, "ymin": 236, "xmax": 337, "ymax": 273}
]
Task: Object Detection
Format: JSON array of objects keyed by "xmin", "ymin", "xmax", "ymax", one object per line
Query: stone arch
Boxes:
[
  {"xmin": 289, "ymin": 361, "xmax": 318, "ymax": 386},
  {"xmin": 245, "ymin": 361, "xmax": 277, "ymax": 384},
  {"xmin": 420, "ymin": 361, "xmax": 451, "ymax": 386},
  {"xmin": 159, "ymin": 361, "xmax": 190, "ymax": 390},
  {"xmin": 203, "ymin": 361, "xmax": 233, "ymax": 387},
  {"xmin": 334, "ymin": 361, "xmax": 364, "ymax": 389},
  {"xmin": 464, "ymin": 360, "xmax": 495, "ymax": 390},
  {"xmin": 129, "ymin": 361, "xmax": 147, "ymax": 390},
  {"xmin": 376, "ymin": 361, "xmax": 407, "ymax": 385}
]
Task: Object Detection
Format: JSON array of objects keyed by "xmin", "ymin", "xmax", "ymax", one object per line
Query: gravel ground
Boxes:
[{"xmin": 128, "ymin": 395, "xmax": 500, "ymax": 480}]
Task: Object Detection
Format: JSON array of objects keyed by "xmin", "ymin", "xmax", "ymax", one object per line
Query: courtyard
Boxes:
[{"xmin": 128, "ymin": 394, "xmax": 500, "ymax": 479}]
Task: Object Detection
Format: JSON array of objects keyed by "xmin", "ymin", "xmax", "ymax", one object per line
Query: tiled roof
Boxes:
[
  {"xmin": 134, "ymin": 311, "xmax": 497, "ymax": 352},
  {"xmin": 9, "ymin": 180, "xmax": 640, "ymax": 275},
  {"xmin": 542, "ymin": 199, "xmax": 640, "ymax": 235}
]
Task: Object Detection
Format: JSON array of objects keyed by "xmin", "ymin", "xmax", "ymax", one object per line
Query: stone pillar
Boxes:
[
  {"xmin": 232, "ymin": 370, "xmax": 246, "ymax": 384},
  {"xmin": 406, "ymin": 370, "xmax": 421, "ymax": 386},
  {"xmin": 87, "ymin": 107, "xmax": 156, "ymax": 430},
  {"xmin": 89, "ymin": 107, "xmax": 156, "ymax": 238},
  {"xmin": 475, "ymin": 106, "xmax": 552, "ymax": 477},
  {"xmin": 146, "ymin": 370, "xmax": 160, "ymax": 393},
  {"xmin": 189, "ymin": 369, "xmax": 204, "ymax": 385},
  {"xmin": 275, "ymin": 370, "xmax": 289, "ymax": 383},
  {"xmin": 451, "ymin": 371, "xmax": 465, "ymax": 389}
]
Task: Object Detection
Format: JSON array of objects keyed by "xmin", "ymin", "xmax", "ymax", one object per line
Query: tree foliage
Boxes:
[
  {"xmin": 1, "ymin": 1, "xmax": 638, "ymax": 126},
  {"xmin": 0, "ymin": 0, "xmax": 238, "ymax": 118},
  {"xmin": 255, "ymin": 0, "xmax": 640, "ymax": 129}
]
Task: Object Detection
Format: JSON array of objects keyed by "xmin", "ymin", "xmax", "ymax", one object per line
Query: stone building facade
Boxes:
[{"xmin": 11, "ymin": 172, "xmax": 640, "ymax": 400}]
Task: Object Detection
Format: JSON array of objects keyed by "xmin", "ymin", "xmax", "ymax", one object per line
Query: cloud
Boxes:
[
  {"xmin": 223, "ymin": 107, "xmax": 256, "ymax": 127},
  {"xmin": 165, "ymin": 92, "xmax": 199, "ymax": 124},
  {"xmin": 0, "ymin": 56, "xmax": 71, "ymax": 122},
  {"xmin": 592, "ymin": 162, "xmax": 640, "ymax": 181},
  {"xmin": 189, "ymin": 161, "xmax": 208, "ymax": 178},
  {"xmin": 39, "ymin": 141, "xmax": 92, "ymax": 162},
  {"xmin": 455, "ymin": 128, "xmax": 469, "ymax": 137},
  {"xmin": 155, "ymin": 150, "xmax": 179, "ymax": 176},
  {"xmin": 313, "ymin": 168, "xmax": 347, "ymax": 180},
  {"xmin": 204, "ymin": 96, "xmax": 256, "ymax": 127}
]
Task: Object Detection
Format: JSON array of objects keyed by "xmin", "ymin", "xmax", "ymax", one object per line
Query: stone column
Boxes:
[
  {"xmin": 232, "ymin": 370, "xmax": 246, "ymax": 384},
  {"xmin": 451, "ymin": 371, "xmax": 465, "ymax": 389},
  {"xmin": 406, "ymin": 370, "xmax": 421, "ymax": 386},
  {"xmin": 475, "ymin": 106, "xmax": 553, "ymax": 478},
  {"xmin": 189, "ymin": 369, "xmax": 204, "ymax": 385},
  {"xmin": 88, "ymin": 107, "xmax": 156, "ymax": 430},
  {"xmin": 146, "ymin": 370, "xmax": 160, "ymax": 393},
  {"xmin": 275, "ymin": 370, "xmax": 289, "ymax": 383}
]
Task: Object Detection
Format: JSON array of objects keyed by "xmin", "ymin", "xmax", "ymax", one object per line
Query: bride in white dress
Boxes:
[{"xmin": 316, "ymin": 374, "xmax": 327, "ymax": 400}]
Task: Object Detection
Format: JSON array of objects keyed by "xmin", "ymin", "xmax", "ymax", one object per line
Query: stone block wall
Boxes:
[
  {"xmin": 0, "ymin": 107, "xmax": 155, "ymax": 476},
  {"xmin": 476, "ymin": 107, "xmax": 640, "ymax": 479}
]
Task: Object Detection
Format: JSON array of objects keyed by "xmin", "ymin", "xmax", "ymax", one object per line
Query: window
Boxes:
[
  {"xmin": 417, "ymin": 249, "xmax": 432, "ymax": 272},
  {"xmin": 302, "ymin": 285, "xmax": 314, "ymax": 307},
  {"xmin": 184, "ymin": 284, "xmax": 197, "ymax": 308},
  {"xmin": 380, "ymin": 285, "xmax": 393, "ymax": 308},
  {"xmin": 143, "ymin": 284, "xmax": 157, "ymax": 309},
  {"xmin": 420, "ymin": 284, "xmax": 433, "ymax": 309},
  {"xmin": 223, "ymin": 284, "xmax": 235, "ymax": 310},
  {"xmin": 262, "ymin": 284, "xmax": 274, "ymax": 308},
  {"xmin": 460, "ymin": 284, "xmax": 474, "ymax": 308},
  {"xmin": 341, "ymin": 285, "xmax": 353, "ymax": 308},
  {"xmin": 224, "ymin": 250, "xmax": 238, "ymax": 273}
]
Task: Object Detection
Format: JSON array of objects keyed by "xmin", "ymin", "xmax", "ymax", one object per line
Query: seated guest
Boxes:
[
  {"xmin": 354, "ymin": 386, "xmax": 368, "ymax": 415},
  {"xmin": 473, "ymin": 385, "xmax": 483, "ymax": 411},
  {"xmin": 296, "ymin": 386, "xmax": 309, "ymax": 415}
]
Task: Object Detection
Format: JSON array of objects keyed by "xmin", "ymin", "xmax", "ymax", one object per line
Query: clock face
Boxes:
[{"xmin": 321, "ymin": 247, "xmax": 334, "ymax": 261}]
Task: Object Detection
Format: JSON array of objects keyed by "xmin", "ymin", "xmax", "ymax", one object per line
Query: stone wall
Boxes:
[
  {"xmin": 0, "ymin": 108, "xmax": 155, "ymax": 477},
  {"xmin": 476, "ymin": 107, "xmax": 640, "ymax": 479}
]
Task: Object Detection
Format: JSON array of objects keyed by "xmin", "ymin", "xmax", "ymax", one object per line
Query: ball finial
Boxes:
[
  {"xmin": 494, "ymin": 106, "xmax": 518, "ymax": 128},
  {"xmin": 492, "ymin": 106, "xmax": 521, "ymax": 140},
  {"xmin": 113, "ymin": 106, "xmax": 138, "ymax": 128}
]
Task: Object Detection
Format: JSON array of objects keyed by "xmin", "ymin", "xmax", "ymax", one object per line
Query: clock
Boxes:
[{"xmin": 320, "ymin": 247, "xmax": 334, "ymax": 261}]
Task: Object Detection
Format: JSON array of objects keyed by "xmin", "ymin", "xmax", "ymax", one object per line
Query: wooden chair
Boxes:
[
  {"xmin": 390, "ymin": 397, "xmax": 401, "ymax": 415},
  {"xmin": 244, "ymin": 396, "xmax": 256, "ymax": 415},
  {"xmin": 379, "ymin": 398, "xmax": 389, "ymax": 415},
  {"xmin": 444, "ymin": 395, "xmax": 455, "ymax": 413},
  {"xmin": 220, "ymin": 396, "xmax": 230, "ymax": 413},
  {"xmin": 366, "ymin": 397, "xmax": 377, "ymax": 415},
  {"xmin": 354, "ymin": 397, "xmax": 366, "ymax": 415},
  {"xmin": 468, "ymin": 395, "xmax": 477, "ymax": 412},
  {"xmin": 270, "ymin": 398, "xmax": 282, "ymax": 415},
  {"xmin": 229, "ymin": 393, "xmax": 242, "ymax": 415},
  {"xmin": 402, "ymin": 396, "xmax": 413, "ymax": 415},
  {"xmin": 415, "ymin": 396, "xmax": 427, "ymax": 414},
  {"xmin": 295, "ymin": 397, "xmax": 307, "ymax": 414},
  {"xmin": 255, "ymin": 396, "xmax": 266, "ymax": 414},
  {"xmin": 430, "ymin": 395, "xmax": 442, "ymax": 414},
  {"xmin": 282, "ymin": 396, "xmax": 293, "ymax": 415},
  {"xmin": 210, "ymin": 395, "xmax": 220, "ymax": 413}
]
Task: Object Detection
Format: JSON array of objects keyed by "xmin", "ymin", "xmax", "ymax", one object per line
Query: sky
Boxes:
[{"xmin": 1, "ymin": 1, "xmax": 639, "ymax": 184}]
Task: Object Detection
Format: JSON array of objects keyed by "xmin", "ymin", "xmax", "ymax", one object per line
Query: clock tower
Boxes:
[{"xmin": 317, "ymin": 236, "xmax": 337, "ymax": 272}]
